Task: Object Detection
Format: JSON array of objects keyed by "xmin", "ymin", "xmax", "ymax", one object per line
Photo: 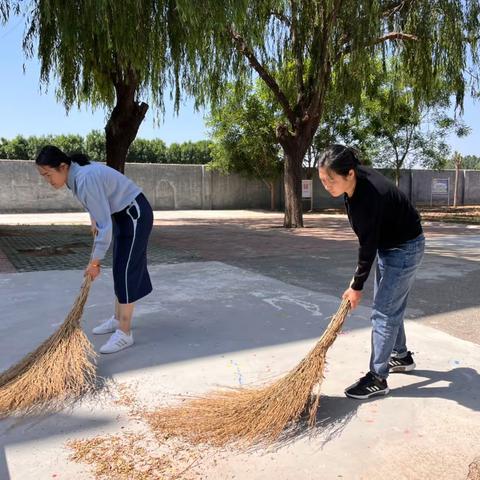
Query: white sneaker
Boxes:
[
  {"xmin": 99, "ymin": 329, "xmax": 134, "ymax": 354},
  {"xmin": 92, "ymin": 316, "xmax": 119, "ymax": 335}
]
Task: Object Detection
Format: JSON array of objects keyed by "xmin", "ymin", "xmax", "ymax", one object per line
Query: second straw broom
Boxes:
[{"xmin": 149, "ymin": 299, "xmax": 351, "ymax": 447}]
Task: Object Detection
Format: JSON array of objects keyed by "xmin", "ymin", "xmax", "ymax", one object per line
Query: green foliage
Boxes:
[
  {"xmin": 313, "ymin": 61, "xmax": 472, "ymax": 176},
  {"xmin": 127, "ymin": 138, "xmax": 167, "ymax": 164},
  {"xmin": 51, "ymin": 134, "xmax": 84, "ymax": 155},
  {"xmin": 9, "ymin": 1, "xmax": 480, "ymax": 223},
  {"xmin": 207, "ymin": 83, "xmax": 283, "ymax": 182},
  {"xmin": 361, "ymin": 101, "xmax": 471, "ymax": 172},
  {"xmin": 0, "ymin": 135, "xmax": 31, "ymax": 159},
  {"xmin": 165, "ymin": 140, "xmax": 213, "ymax": 164},
  {"xmin": 181, "ymin": 1, "xmax": 480, "ymax": 121},
  {"xmin": 19, "ymin": 1, "xmax": 480, "ymax": 153},
  {"xmin": 84, "ymin": 130, "xmax": 106, "ymax": 162},
  {"xmin": 0, "ymin": 134, "xmax": 84, "ymax": 159},
  {"xmin": 314, "ymin": 105, "xmax": 377, "ymax": 166},
  {"xmin": 445, "ymin": 154, "xmax": 480, "ymax": 170},
  {"xmin": 0, "ymin": 132, "xmax": 212, "ymax": 164}
]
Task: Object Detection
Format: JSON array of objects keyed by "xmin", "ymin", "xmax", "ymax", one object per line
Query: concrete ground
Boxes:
[{"xmin": 0, "ymin": 210, "xmax": 479, "ymax": 480}]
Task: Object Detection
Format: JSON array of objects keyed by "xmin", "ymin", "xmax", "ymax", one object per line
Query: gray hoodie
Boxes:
[{"xmin": 67, "ymin": 162, "xmax": 141, "ymax": 260}]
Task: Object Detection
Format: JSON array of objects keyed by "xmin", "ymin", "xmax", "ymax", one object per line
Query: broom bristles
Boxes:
[
  {"xmin": 149, "ymin": 300, "xmax": 350, "ymax": 447},
  {"xmin": 0, "ymin": 276, "xmax": 97, "ymax": 416}
]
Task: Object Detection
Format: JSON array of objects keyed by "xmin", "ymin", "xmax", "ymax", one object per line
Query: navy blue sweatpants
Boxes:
[{"xmin": 112, "ymin": 193, "xmax": 153, "ymax": 304}]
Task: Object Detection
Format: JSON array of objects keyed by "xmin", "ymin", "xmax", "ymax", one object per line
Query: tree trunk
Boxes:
[
  {"xmin": 105, "ymin": 69, "xmax": 148, "ymax": 173},
  {"xmin": 277, "ymin": 117, "xmax": 319, "ymax": 228},
  {"xmin": 283, "ymin": 148, "xmax": 304, "ymax": 228},
  {"xmin": 310, "ymin": 175, "xmax": 314, "ymax": 212},
  {"xmin": 270, "ymin": 180, "xmax": 276, "ymax": 211},
  {"xmin": 453, "ymin": 164, "xmax": 459, "ymax": 207},
  {"xmin": 262, "ymin": 179, "xmax": 277, "ymax": 211}
]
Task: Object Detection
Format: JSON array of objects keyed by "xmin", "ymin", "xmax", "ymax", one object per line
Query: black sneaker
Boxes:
[
  {"xmin": 389, "ymin": 351, "xmax": 416, "ymax": 373},
  {"xmin": 345, "ymin": 372, "xmax": 390, "ymax": 400}
]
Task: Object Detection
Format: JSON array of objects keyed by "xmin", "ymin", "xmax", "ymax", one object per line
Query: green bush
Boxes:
[{"xmin": 0, "ymin": 132, "xmax": 213, "ymax": 164}]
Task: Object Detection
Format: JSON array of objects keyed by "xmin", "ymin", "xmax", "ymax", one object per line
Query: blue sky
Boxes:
[{"xmin": 0, "ymin": 17, "xmax": 478, "ymax": 155}]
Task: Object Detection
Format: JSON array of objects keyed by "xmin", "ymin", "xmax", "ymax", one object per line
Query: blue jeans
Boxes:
[{"xmin": 370, "ymin": 234, "xmax": 425, "ymax": 379}]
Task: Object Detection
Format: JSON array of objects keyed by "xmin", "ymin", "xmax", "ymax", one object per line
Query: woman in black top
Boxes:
[{"xmin": 318, "ymin": 145, "xmax": 425, "ymax": 399}]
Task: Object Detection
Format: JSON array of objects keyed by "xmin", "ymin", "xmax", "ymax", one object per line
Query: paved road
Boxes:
[{"xmin": 1, "ymin": 210, "xmax": 479, "ymax": 344}]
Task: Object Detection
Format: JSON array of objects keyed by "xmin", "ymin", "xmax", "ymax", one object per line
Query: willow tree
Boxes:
[
  {"xmin": 22, "ymin": 0, "xmax": 200, "ymax": 172},
  {"xmin": 1, "ymin": 0, "xmax": 18, "ymax": 23},
  {"xmin": 183, "ymin": 0, "xmax": 480, "ymax": 227},
  {"xmin": 0, "ymin": 1, "xmax": 8, "ymax": 22}
]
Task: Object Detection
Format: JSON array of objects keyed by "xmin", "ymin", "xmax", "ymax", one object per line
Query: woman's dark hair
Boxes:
[
  {"xmin": 35, "ymin": 145, "xmax": 90, "ymax": 168},
  {"xmin": 318, "ymin": 144, "xmax": 361, "ymax": 176}
]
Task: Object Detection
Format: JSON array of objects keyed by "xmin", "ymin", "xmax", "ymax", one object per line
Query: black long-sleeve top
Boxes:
[{"xmin": 344, "ymin": 166, "xmax": 423, "ymax": 291}]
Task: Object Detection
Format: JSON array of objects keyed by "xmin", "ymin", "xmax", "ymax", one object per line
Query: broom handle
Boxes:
[
  {"xmin": 83, "ymin": 229, "xmax": 98, "ymax": 284},
  {"xmin": 72, "ymin": 233, "xmax": 96, "ymax": 321},
  {"xmin": 317, "ymin": 299, "xmax": 351, "ymax": 349}
]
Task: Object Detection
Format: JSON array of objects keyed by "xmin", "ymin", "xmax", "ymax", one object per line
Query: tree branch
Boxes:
[
  {"xmin": 334, "ymin": 0, "xmax": 415, "ymax": 61},
  {"xmin": 371, "ymin": 32, "xmax": 418, "ymax": 46},
  {"xmin": 229, "ymin": 27, "xmax": 296, "ymax": 126},
  {"xmin": 337, "ymin": 32, "xmax": 418, "ymax": 61},
  {"xmin": 290, "ymin": 0, "xmax": 305, "ymax": 98},
  {"xmin": 306, "ymin": 0, "xmax": 343, "ymax": 120},
  {"xmin": 465, "ymin": 67, "xmax": 480, "ymax": 83},
  {"xmin": 400, "ymin": 124, "xmax": 415, "ymax": 166},
  {"xmin": 382, "ymin": 0, "xmax": 415, "ymax": 18}
]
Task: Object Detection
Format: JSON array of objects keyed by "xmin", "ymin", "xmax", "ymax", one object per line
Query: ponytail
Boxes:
[
  {"xmin": 36, "ymin": 145, "xmax": 90, "ymax": 168},
  {"xmin": 69, "ymin": 153, "xmax": 90, "ymax": 166}
]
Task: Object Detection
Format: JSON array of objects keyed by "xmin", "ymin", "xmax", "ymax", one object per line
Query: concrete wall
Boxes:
[
  {"xmin": 1, "ymin": 160, "xmax": 479, "ymax": 213},
  {"xmin": 129, "ymin": 163, "xmax": 204, "ymax": 210},
  {"xmin": 396, "ymin": 169, "xmax": 480, "ymax": 206},
  {"xmin": 465, "ymin": 170, "xmax": 480, "ymax": 205},
  {"xmin": 0, "ymin": 160, "xmax": 82, "ymax": 212},
  {"xmin": 410, "ymin": 169, "xmax": 458, "ymax": 205},
  {"xmin": 0, "ymin": 160, "xmax": 272, "ymax": 213},
  {"xmin": 210, "ymin": 171, "xmax": 273, "ymax": 209}
]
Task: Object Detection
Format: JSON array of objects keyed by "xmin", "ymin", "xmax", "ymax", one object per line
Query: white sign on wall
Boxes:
[
  {"xmin": 431, "ymin": 178, "xmax": 449, "ymax": 195},
  {"xmin": 302, "ymin": 179, "xmax": 312, "ymax": 198},
  {"xmin": 431, "ymin": 178, "xmax": 450, "ymax": 206}
]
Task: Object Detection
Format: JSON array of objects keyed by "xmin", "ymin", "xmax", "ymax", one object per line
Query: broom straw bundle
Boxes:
[
  {"xmin": 149, "ymin": 299, "xmax": 350, "ymax": 447},
  {"xmin": 0, "ymin": 275, "xmax": 96, "ymax": 416}
]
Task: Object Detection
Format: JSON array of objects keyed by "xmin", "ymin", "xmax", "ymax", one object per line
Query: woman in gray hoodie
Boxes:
[{"xmin": 36, "ymin": 145, "xmax": 153, "ymax": 354}]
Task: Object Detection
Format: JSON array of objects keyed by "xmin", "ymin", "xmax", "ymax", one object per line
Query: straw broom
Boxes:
[
  {"xmin": 149, "ymin": 299, "xmax": 350, "ymax": 447},
  {"xmin": 0, "ymin": 275, "xmax": 97, "ymax": 416}
]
